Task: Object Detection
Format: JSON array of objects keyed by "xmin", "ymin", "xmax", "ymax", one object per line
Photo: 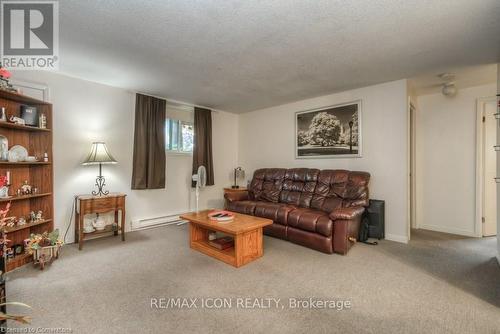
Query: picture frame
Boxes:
[
  {"xmin": 295, "ymin": 100, "xmax": 362, "ymax": 159},
  {"xmin": 20, "ymin": 105, "xmax": 38, "ymax": 127}
]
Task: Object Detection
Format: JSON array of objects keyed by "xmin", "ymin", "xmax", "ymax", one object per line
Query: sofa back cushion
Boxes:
[
  {"xmin": 249, "ymin": 168, "xmax": 370, "ymax": 211},
  {"xmin": 310, "ymin": 170, "xmax": 370, "ymax": 212},
  {"xmin": 280, "ymin": 168, "xmax": 319, "ymax": 207},
  {"xmin": 249, "ymin": 168, "xmax": 286, "ymax": 203},
  {"xmin": 343, "ymin": 171, "xmax": 371, "ymax": 208}
]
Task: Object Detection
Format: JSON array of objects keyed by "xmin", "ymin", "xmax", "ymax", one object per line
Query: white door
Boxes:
[{"xmin": 483, "ymin": 100, "xmax": 497, "ymax": 236}]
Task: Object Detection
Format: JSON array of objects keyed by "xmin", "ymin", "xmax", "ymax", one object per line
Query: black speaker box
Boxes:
[{"xmin": 364, "ymin": 199, "xmax": 385, "ymax": 239}]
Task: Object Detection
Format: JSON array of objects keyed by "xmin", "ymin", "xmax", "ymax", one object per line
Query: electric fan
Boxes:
[{"xmin": 192, "ymin": 165, "xmax": 207, "ymax": 212}]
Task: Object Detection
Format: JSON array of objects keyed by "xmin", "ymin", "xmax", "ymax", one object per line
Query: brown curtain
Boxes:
[
  {"xmin": 192, "ymin": 107, "xmax": 215, "ymax": 187},
  {"xmin": 131, "ymin": 93, "xmax": 166, "ymax": 189}
]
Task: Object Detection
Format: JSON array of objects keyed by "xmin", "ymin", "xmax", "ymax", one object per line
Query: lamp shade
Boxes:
[{"xmin": 82, "ymin": 142, "xmax": 117, "ymax": 165}]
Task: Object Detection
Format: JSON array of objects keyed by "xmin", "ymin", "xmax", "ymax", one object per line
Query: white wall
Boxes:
[
  {"xmin": 10, "ymin": 71, "xmax": 239, "ymax": 243},
  {"xmin": 416, "ymin": 83, "xmax": 497, "ymax": 236},
  {"xmin": 238, "ymin": 80, "xmax": 409, "ymax": 242}
]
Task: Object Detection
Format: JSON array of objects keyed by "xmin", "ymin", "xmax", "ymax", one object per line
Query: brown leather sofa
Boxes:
[{"xmin": 225, "ymin": 168, "xmax": 370, "ymax": 255}]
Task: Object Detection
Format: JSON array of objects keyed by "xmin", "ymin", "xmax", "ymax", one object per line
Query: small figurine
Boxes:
[
  {"xmin": 20, "ymin": 181, "xmax": 32, "ymax": 195},
  {"xmin": 9, "ymin": 116, "xmax": 25, "ymax": 125},
  {"xmin": 30, "ymin": 211, "xmax": 36, "ymax": 223},
  {"xmin": 36, "ymin": 210, "xmax": 43, "ymax": 221},
  {"xmin": 17, "ymin": 217, "xmax": 26, "ymax": 226}
]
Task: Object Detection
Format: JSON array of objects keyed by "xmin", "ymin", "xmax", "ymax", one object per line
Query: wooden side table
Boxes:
[
  {"xmin": 223, "ymin": 187, "xmax": 247, "ymax": 209},
  {"xmin": 75, "ymin": 193, "xmax": 126, "ymax": 250}
]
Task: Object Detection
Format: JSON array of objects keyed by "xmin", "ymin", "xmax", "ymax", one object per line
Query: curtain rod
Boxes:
[{"xmin": 133, "ymin": 91, "xmax": 223, "ymax": 113}]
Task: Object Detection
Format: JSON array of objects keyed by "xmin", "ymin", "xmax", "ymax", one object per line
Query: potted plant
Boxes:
[{"xmin": 25, "ymin": 230, "xmax": 63, "ymax": 270}]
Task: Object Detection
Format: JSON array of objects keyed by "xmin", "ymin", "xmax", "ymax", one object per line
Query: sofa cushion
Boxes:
[
  {"xmin": 343, "ymin": 171, "xmax": 370, "ymax": 207},
  {"xmin": 279, "ymin": 168, "xmax": 319, "ymax": 208},
  {"xmin": 287, "ymin": 227, "xmax": 333, "ymax": 254},
  {"xmin": 263, "ymin": 224, "xmax": 287, "ymax": 240},
  {"xmin": 287, "ymin": 208, "xmax": 333, "ymax": 237},
  {"xmin": 310, "ymin": 170, "xmax": 370, "ymax": 212},
  {"xmin": 310, "ymin": 170, "xmax": 347, "ymax": 212},
  {"xmin": 249, "ymin": 168, "xmax": 286, "ymax": 203},
  {"xmin": 227, "ymin": 200, "xmax": 257, "ymax": 215},
  {"xmin": 254, "ymin": 201, "xmax": 295, "ymax": 225}
]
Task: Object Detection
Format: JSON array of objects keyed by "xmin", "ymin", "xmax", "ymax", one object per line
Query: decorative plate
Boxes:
[{"xmin": 8, "ymin": 145, "xmax": 28, "ymax": 162}]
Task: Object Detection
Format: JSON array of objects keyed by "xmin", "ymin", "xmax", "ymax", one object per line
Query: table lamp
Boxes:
[
  {"xmin": 232, "ymin": 167, "xmax": 245, "ymax": 189},
  {"xmin": 82, "ymin": 142, "xmax": 117, "ymax": 196}
]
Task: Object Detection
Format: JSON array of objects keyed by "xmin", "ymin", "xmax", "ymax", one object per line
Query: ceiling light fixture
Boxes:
[
  {"xmin": 437, "ymin": 73, "xmax": 457, "ymax": 97},
  {"xmin": 442, "ymin": 82, "xmax": 457, "ymax": 97}
]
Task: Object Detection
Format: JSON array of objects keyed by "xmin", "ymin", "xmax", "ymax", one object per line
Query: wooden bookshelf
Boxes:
[
  {"xmin": 6, "ymin": 253, "xmax": 31, "ymax": 271},
  {"xmin": 0, "ymin": 90, "xmax": 53, "ymax": 271}
]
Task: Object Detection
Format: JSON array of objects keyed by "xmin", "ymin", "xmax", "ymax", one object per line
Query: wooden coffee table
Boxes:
[{"xmin": 180, "ymin": 210, "xmax": 272, "ymax": 267}]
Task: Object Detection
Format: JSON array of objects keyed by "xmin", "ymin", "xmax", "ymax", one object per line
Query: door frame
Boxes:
[
  {"xmin": 475, "ymin": 96, "xmax": 497, "ymax": 237},
  {"xmin": 409, "ymin": 102, "xmax": 417, "ymax": 232}
]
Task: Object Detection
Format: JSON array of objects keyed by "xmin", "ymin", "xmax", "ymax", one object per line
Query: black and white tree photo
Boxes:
[{"xmin": 296, "ymin": 101, "xmax": 361, "ymax": 158}]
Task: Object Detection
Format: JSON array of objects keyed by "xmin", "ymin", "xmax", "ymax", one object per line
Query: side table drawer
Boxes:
[{"xmin": 80, "ymin": 196, "xmax": 125, "ymax": 213}]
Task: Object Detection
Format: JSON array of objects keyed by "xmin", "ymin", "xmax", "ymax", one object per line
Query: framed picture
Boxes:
[
  {"xmin": 20, "ymin": 105, "xmax": 38, "ymax": 127},
  {"xmin": 296, "ymin": 100, "xmax": 361, "ymax": 158}
]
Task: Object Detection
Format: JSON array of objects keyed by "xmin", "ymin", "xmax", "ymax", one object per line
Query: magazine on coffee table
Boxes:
[{"xmin": 208, "ymin": 210, "xmax": 234, "ymax": 222}]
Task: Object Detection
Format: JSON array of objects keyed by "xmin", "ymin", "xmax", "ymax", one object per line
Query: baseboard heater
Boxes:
[{"xmin": 131, "ymin": 213, "xmax": 188, "ymax": 231}]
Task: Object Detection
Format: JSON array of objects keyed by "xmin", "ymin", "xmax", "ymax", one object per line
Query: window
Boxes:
[{"xmin": 166, "ymin": 118, "xmax": 194, "ymax": 153}]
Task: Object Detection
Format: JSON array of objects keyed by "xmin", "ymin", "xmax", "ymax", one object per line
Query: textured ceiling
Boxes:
[{"xmin": 58, "ymin": 0, "xmax": 500, "ymax": 113}]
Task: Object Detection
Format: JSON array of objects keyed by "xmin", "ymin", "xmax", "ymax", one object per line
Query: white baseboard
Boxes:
[
  {"xmin": 418, "ymin": 224, "xmax": 476, "ymax": 237},
  {"xmin": 131, "ymin": 213, "xmax": 187, "ymax": 231},
  {"xmin": 385, "ymin": 234, "xmax": 408, "ymax": 244}
]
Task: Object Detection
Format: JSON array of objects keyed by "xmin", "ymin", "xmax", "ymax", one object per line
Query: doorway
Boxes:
[{"xmin": 476, "ymin": 97, "xmax": 497, "ymax": 237}]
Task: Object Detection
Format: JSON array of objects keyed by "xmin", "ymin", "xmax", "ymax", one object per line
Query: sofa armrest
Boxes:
[
  {"xmin": 329, "ymin": 206, "xmax": 365, "ymax": 255},
  {"xmin": 329, "ymin": 206, "xmax": 365, "ymax": 221},
  {"xmin": 224, "ymin": 191, "xmax": 249, "ymax": 203}
]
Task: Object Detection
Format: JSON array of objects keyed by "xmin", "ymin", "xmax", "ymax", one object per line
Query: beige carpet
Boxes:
[{"xmin": 5, "ymin": 226, "xmax": 500, "ymax": 333}]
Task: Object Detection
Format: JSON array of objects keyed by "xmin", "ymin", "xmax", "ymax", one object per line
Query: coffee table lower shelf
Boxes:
[
  {"xmin": 189, "ymin": 223, "xmax": 264, "ymax": 268},
  {"xmin": 191, "ymin": 239, "xmax": 237, "ymax": 266}
]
